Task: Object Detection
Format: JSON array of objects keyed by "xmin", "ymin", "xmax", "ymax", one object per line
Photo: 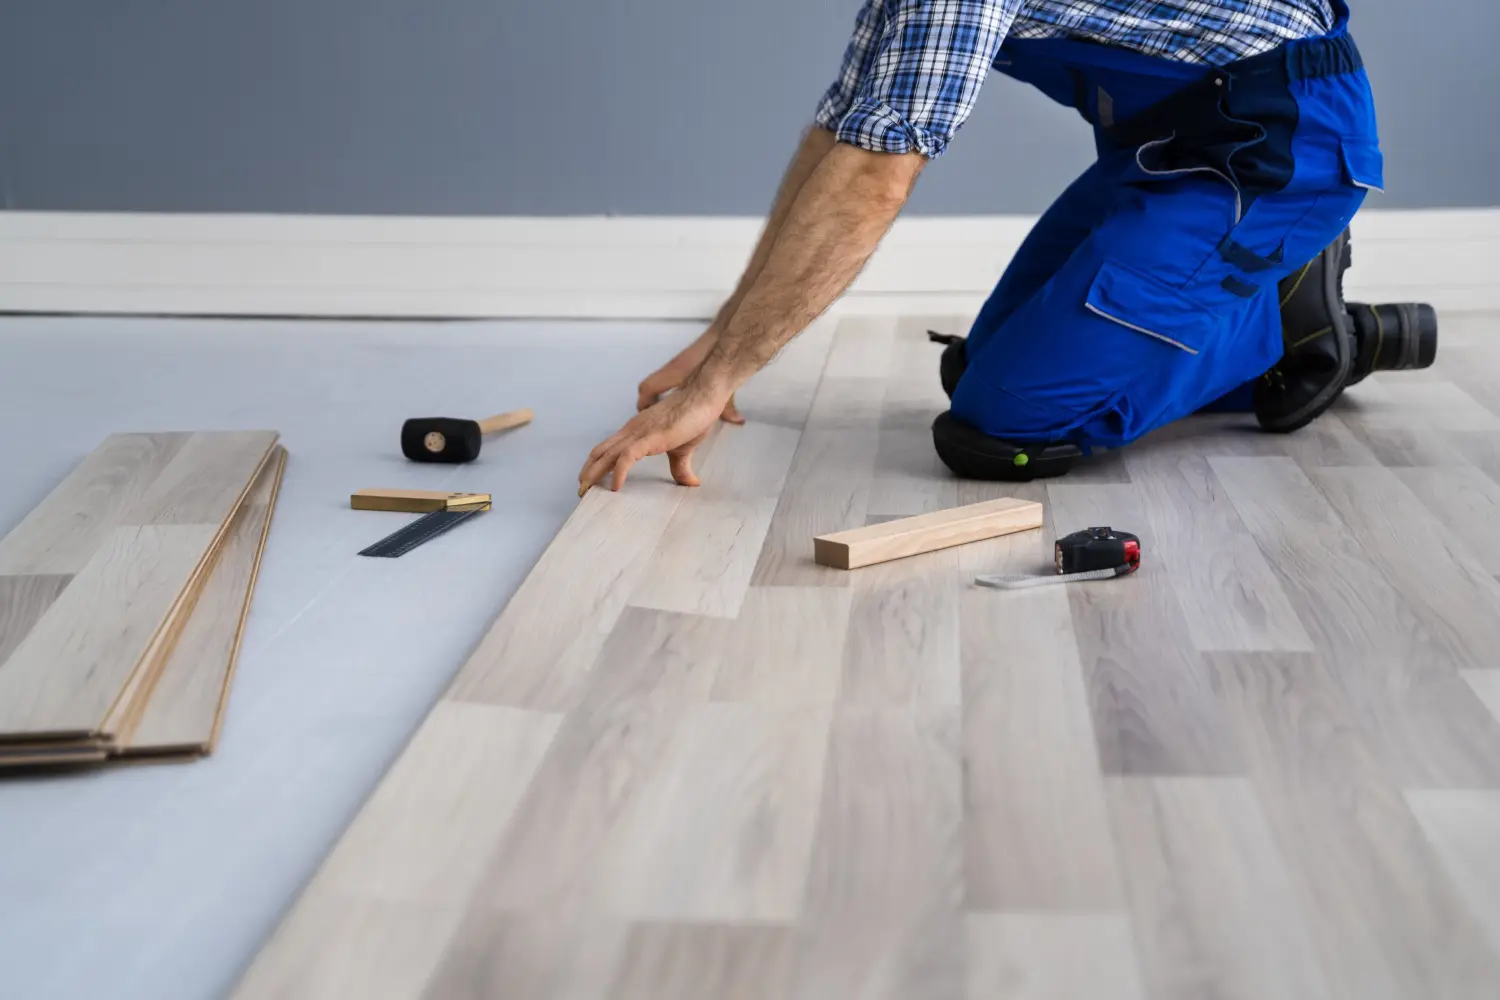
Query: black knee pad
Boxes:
[{"xmin": 931, "ymin": 410, "xmax": 1081, "ymax": 482}]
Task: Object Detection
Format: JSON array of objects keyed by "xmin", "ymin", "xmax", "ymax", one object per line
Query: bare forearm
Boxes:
[
  {"xmin": 712, "ymin": 126, "xmax": 838, "ymax": 330},
  {"xmin": 698, "ymin": 144, "xmax": 923, "ymax": 389}
]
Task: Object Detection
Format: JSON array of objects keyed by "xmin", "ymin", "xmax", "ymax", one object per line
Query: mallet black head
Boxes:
[{"xmin": 401, "ymin": 417, "xmax": 483, "ymax": 464}]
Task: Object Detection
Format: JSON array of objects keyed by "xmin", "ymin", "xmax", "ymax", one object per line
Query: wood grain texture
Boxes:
[
  {"xmin": 446, "ymin": 472, "xmax": 687, "ymax": 712},
  {"xmin": 751, "ymin": 378, "xmax": 885, "ymax": 586},
  {"xmin": 610, "ymin": 924, "xmax": 796, "ymax": 1000},
  {"xmin": 471, "ymin": 608, "xmax": 727, "ymax": 914},
  {"xmin": 1211, "ymin": 651, "xmax": 1500, "ymax": 1000},
  {"xmin": 710, "ymin": 587, "xmax": 851, "ymax": 707},
  {"xmin": 790, "ymin": 707, "xmax": 963, "ymax": 1000},
  {"xmin": 0, "ymin": 523, "xmax": 221, "ymax": 737},
  {"xmin": 601, "ymin": 703, "xmax": 830, "ymax": 921},
  {"xmin": 1106, "ymin": 777, "xmax": 1330, "ymax": 1000},
  {"xmin": 963, "ymin": 579, "xmax": 1123, "ymax": 910},
  {"xmin": 421, "ymin": 915, "xmax": 628, "ymax": 1000},
  {"xmin": 1406, "ymin": 791, "xmax": 1500, "ymax": 958},
  {"xmin": 814, "ymin": 497, "xmax": 1042, "ymax": 570},
  {"xmin": 965, "ymin": 914, "xmax": 1146, "ymax": 1000},
  {"xmin": 629, "ymin": 421, "xmax": 802, "ymax": 619},
  {"xmin": 236, "ymin": 314, "xmax": 1500, "ymax": 1000},
  {"xmin": 122, "ymin": 430, "xmax": 279, "ymax": 525},
  {"xmin": 1307, "ymin": 465, "xmax": 1500, "ymax": 669},
  {"xmin": 0, "ymin": 432, "xmax": 187, "ymax": 575},
  {"xmin": 1125, "ymin": 451, "xmax": 1313, "ymax": 653},
  {"xmin": 125, "ymin": 446, "xmax": 286, "ymax": 754},
  {"xmin": 840, "ymin": 547, "xmax": 961, "ymax": 707},
  {"xmin": 0, "ymin": 574, "xmax": 72, "ymax": 665},
  {"xmin": 1394, "ymin": 465, "xmax": 1500, "ymax": 574},
  {"xmin": 0, "ymin": 429, "xmax": 276, "ymax": 740},
  {"xmin": 1212, "ymin": 456, "xmax": 1500, "ymax": 789},
  {"xmin": 1048, "ymin": 484, "xmax": 1242, "ymax": 776}
]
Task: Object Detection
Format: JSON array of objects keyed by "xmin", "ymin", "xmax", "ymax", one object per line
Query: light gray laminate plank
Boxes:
[
  {"xmin": 446, "ymin": 469, "xmax": 687, "ymax": 712},
  {"xmin": 965, "ymin": 914, "xmax": 1146, "ymax": 1000},
  {"xmin": 1131, "ymin": 410, "xmax": 1377, "ymax": 469},
  {"xmin": 420, "ymin": 915, "xmax": 628, "ymax": 1000},
  {"xmin": 960, "ymin": 499, "xmax": 1123, "ymax": 909},
  {"xmin": 628, "ymin": 317, "xmax": 835, "ymax": 617},
  {"xmin": 839, "ymin": 545, "xmax": 961, "ymax": 707},
  {"xmin": 472, "ymin": 608, "xmax": 727, "ymax": 913},
  {"xmin": 956, "ymin": 484, "xmax": 1123, "ymax": 904},
  {"xmin": 1210, "ymin": 651, "xmax": 1500, "ymax": 1000},
  {"xmin": 125, "ymin": 446, "xmax": 286, "ymax": 753},
  {"xmin": 629, "ymin": 421, "xmax": 803, "ymax": 619},
  {"xmin": 124, "ymin": 430, "xmax": 279, "ymax": 525},
  {"xmin": 0, "ymin": 522, "xmax": 219, "ymax": 737},
  {"xmin": 1395, "ymin": 465, "xmax": 1500, "ymax": 575},
  {"xmin": 1125, "ymin": 450, "xmax": 1314, "ymax": 653},
  {"xmin": 233, "ymin": 701, "xmax": 562, "ymax": 998},
  {"xmin": 1046, "ymin": 484, "xmax": 1242, "ymax": 776},
  {"xmin": 789, "ymin": 707, "xmax": 963, "ymax": 1000},
  {"xmin": 866, "ymin": 319, "xmax": 957, "ymax": 517},
  {"xmin": 823, "ymin": 316, "xmax": 897, "ymax": 379},
  {"xmin": 1406, "ymin": 791, "xmax": 1500, "ymax": 959},
  {"xmin": 0, "ymin": 429, "xmax": 275, "ymax": 739},
  {"xmin": 710, "ymin": 586, "xmax": 852, "ymax": 708},
  {"xmin": 233, "ymin": 897, "xmax": 466, "ymax": 1000},
  {"xmin": 1451, "ymin": 432, "xmax": 1500, "ymax": 491},
  {"xmin": 1466, "ymin": 671, "xmax": 1500, "ymax": 724},
  {"xmin": 1308, "ymin": 465, "xmax": 1500, "ymax": 669},
  {"xmin": 1212, "ymin": 456, "xmax": 1500, "ymax": 788},
  {"xmin": 1105, "ymin": 777, "xmax": 1330, "ymax": 1000},
  {"xmin": 609, "ymin": 923, "xmax": 797, "ymax": 1000},
  {"xmin": 601, "ymin": 703, "xmax": 831, "ymax": 922},
  {"xmin": 0, "ymin": 432, "xmax": 188, "ymax": 575},
  {"xmin": 312, "ymin": 702, "xmax": 562, "ymax": 904},
  {"xmin": 1377, "ymin": 382, "xmax": 1500, "ymax": 432},
  {"xmin": 750, "ymin": 378, "xmax": 885, "ymax": 586},
  {"xmin": 1335, "ymin": 381, "xmax": 1473, "ymax": 467},
  {"xmin": 0, "ymin": 574, "xmax": 71, "ymax": 665}
]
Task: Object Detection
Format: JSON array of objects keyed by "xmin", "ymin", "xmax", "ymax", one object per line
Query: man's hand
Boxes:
[
  {"xmin": 578, "ymin": 384, "xmax": 729, "ymax": 495},
  {"xmin": 636, "ymin": 330, "xmax": 745, "ymax": 424}
]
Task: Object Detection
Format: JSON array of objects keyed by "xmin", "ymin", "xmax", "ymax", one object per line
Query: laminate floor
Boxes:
[
  {"xmin": 0, "ymin": 316, "xmax": 697, "ymax": 1000},
  {"xmin": 236, "ymin": 312, "xmax": 1500, "ymax": 1000}
]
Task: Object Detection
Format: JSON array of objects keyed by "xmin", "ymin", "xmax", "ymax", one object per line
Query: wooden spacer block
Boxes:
[
  {"xmin": 813, "ymin": 496, "xmax": 1044, "ymax": 570},
  {"xmin": 351, "ymin": 489, "xmax": 492, "ymax": 513}
]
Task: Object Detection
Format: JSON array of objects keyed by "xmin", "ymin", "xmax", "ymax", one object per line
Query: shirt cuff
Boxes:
[{"xmin": 829, "ymin": 99, "xmax": 948, "ymax": 158}]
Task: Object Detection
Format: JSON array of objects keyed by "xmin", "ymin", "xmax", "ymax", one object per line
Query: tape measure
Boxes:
[
  {"xmin": 975, "ymin": 526, "xmax": 1141, "ymax": 590},
  {"xmin": 358, "ymin": 502, "xmax": 490, "ymax": 558}
]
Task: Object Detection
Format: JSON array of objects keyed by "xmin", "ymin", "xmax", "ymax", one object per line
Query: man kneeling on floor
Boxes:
[{"xmin": 578, "ymin": 0, "xmax": 1436, "ymax": 492}]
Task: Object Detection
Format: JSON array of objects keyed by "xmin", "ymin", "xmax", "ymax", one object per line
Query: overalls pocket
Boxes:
[{"xmin": 1085, "ymin": 259, "xmax": 1214, "ymax": 356}]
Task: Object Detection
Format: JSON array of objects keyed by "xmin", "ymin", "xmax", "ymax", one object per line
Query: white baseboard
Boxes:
[{"xmin": 0, "ymin": 208, "xmax": 1495, "ymax": 320}]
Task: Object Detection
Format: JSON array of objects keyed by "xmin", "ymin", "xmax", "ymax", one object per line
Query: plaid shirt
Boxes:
[{"xmin": 815, "ymin": 0, "xmax": 1335, "ymax": 158}]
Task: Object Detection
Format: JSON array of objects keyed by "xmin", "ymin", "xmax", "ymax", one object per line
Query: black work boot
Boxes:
[
  {"xmin": 1253, "ymin": 229, "xmax": 1355, "ymax": 433},
  {"xmin": 929, "ymin": 330, "xmax": 967, "ymax": 399}
]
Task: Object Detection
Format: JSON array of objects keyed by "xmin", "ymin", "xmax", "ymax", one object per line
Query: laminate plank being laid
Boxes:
[{"xmin": 232, "ymin": 311, "xmax": 1500, "ymax": 1000}]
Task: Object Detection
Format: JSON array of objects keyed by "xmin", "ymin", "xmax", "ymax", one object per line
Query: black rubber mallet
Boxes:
[{"xmin": 401, "ymin": 408, "xmax": 532, "ymax": 464}]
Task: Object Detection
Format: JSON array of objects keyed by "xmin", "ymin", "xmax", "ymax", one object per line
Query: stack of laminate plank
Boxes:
[{"xmin": 0, "ymin": 431, "xmax": 285, "ymax": 768}]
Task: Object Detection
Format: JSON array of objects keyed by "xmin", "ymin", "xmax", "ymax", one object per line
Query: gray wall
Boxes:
[{"xmin": 0, "ymin": 1, "xmax": 1494, "ymax": 216}]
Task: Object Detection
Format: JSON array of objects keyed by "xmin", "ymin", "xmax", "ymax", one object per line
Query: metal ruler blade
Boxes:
[{"xmin": 358, "ymin": 502, "xmax": 490, "ymax": 558}]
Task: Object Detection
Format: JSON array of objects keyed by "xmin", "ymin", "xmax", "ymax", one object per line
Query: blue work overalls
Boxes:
[{"xmin": 951, "ymin": 0, "xmax": 1384, "ymax": 449}]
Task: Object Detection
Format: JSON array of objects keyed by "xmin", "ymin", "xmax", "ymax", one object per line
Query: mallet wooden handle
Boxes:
[{"xmin": 477, "ymin": 408, "xmax": 534, "ymax": 435}]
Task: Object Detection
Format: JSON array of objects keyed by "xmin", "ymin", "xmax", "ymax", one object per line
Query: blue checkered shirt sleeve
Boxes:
[{"xmin": 814, "ymin": 0, "xmax": 1022, "ymax": 158}]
